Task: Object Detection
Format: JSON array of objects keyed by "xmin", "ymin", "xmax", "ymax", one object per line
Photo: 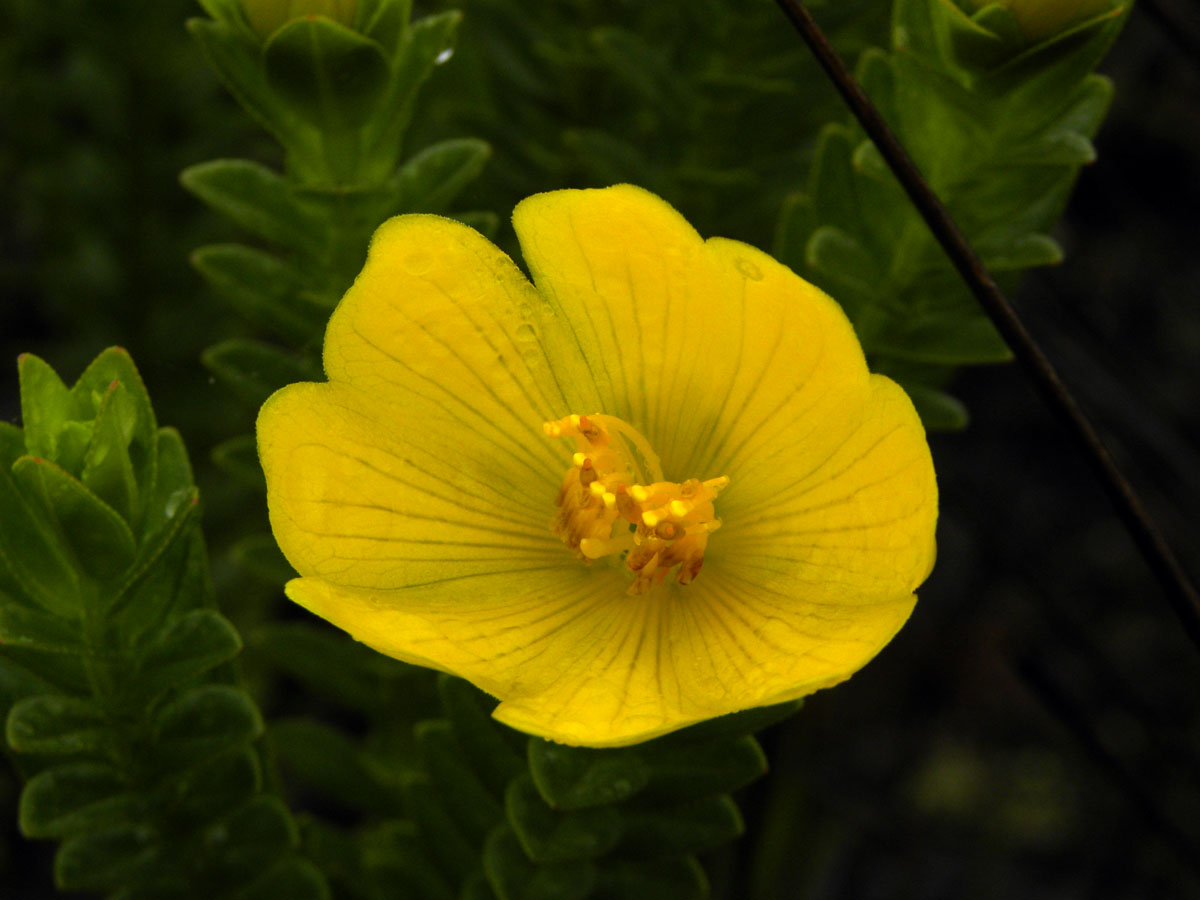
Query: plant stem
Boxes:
[{"xmin": 773, "ymin": 0, "xmax": 1200, "ymax": 654}]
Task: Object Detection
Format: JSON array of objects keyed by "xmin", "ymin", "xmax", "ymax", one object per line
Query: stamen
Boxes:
[{"xmin": 543, "ymin": 412, "xmax": 729, "ymax": 594}]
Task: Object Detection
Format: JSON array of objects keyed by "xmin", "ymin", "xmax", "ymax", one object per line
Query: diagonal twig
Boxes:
[{"xmin": 773, "ymin": 0, "xmax": 1200, "ymax": 654}]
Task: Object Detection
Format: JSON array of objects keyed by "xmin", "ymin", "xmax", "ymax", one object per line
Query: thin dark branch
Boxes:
[{"xmin": 773, "ymin": 0, "xmax": 1200, "ymax": 654}]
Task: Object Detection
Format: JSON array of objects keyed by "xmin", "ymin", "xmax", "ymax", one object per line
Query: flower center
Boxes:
[{"xmin": 543, "ymin": 413, "xmax": 730, "ymax": 595}]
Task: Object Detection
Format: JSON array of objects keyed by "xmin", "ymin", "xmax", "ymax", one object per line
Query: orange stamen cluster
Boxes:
[{"xmin": 544, "ymin": 413, "xmax": 729, "ymax": 595}]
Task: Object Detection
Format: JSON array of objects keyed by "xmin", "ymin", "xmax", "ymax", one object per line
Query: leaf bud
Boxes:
[
  {"xmin": 242, "ymin": 0, "xmax": 358, "ymax": 40},
  {"xmin": 967, "ymin": 0, "xmax": 1117, "ymax": 42}
]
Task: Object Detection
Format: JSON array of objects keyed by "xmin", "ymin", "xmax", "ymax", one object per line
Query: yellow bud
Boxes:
[
  {"xmin": 970, "ymin": 0, "xmax": 1115, "ymax": 42},
  {"xmin": 242, "ymin": 0, "xmax": 358, "ymax": 39}
]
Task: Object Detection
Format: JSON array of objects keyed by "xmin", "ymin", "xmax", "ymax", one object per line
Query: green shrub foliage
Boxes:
[{"xmin": 0, "ymin": 350, "xmax": 327, "ymax": 899}]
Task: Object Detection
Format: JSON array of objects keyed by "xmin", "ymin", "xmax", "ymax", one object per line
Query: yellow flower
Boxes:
[{"xmin": 257, "ymin": 185, "xmax": 938, "ymax": 747}]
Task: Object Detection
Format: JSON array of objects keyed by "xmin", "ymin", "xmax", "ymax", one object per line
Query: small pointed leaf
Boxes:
[
  {"xmin": 7, "ymin": 694, "xmax": 109, "ymax": 756},
  {"xmin": 192, "ymin": 244, "xmax": 327, "ymax": 341},
  {"xmin": 393, "ymin": 138, "xmax": 491, "ymax": 213},
  {"xmin": 202, "ymin": 339, "xmax": 321, "ymax": 408},
  {"xmin": 505, "ymin": 774, "xmax": 621, "ymax": 863},
  {"xmin": 54, "ymin": 823, "xmax": 160, "ymax": 892},
  {"xmin": 20, "ymin": 762, "xmax": 141, "ymax": 838},
  {"xmin": 12, "ymin": 457, "xmax": 138, "ymax": 583},
  {"xmin": 153, "ymin": 685, "xmax": 264, "ymax": 770},
  {"xmin": 264, "ymin": 17, "xmax": 390, "ymax": 132},
  {"xmin": 137, "ymin": 609, "xmax": 243, "ymax": 698},
  {"xmin": 213, "ymin": 435, "xmax": 267, "ymax": 491},
  {"xmin": 527, "ymin": 740, "xmax": 651, "ymax": 811},
  {"xmin": 181, "ymin": 159, "xmax": 324, "ymax": 249},
  {"xmin": 483, "ymin": 826, "xmax": 596, "ymax": 900}
]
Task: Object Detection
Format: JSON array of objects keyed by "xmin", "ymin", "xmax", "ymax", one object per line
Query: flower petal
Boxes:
[
  {"xmin": 259, "ymin": 381, "xmax": 565, "ymax": 589},
  {"xmin": 323, "ymin": 213, "xmax": 568, "ymax": 486},
  {"xmin": 718, "ymin": 375, "xmax": 937, "ymax": 600},
  {"xmin": 259, "ymin": 214, "xmax": 574, "ymax": 589},
  {"xmin": 285, "ymin": 567, "xmax": 689, "ymax": 746},
  {"xmin": 512, "ymin": 185, "xmax": 871, "ymax": 484}
]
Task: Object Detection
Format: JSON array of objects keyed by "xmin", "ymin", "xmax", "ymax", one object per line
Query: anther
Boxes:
[{"xmin": 579, "ymin": 459, "xmax": 597, "ymax": 487}]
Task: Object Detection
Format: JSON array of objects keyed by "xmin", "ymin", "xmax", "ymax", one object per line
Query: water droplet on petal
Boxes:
[{"xmin": 735, "ymin": 258, "xmax": 763, "ymax": 281}]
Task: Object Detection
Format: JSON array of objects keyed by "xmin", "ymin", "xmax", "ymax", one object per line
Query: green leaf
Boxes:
[
  {"xmin": 137, "ymin": 610, "xmax": 243, "ymax": 699},
  {"xmin": 0, "ymin": 454, "xmax": 81, "ymax": 617},
  {"xmin": 230, "ymin": 856, "xmax": 330, "ymax": 900},
  {"xmin": 272, "ymin": 717, "xmax": 400, "ymax": 813},
  {"xmin": 191, "ymin": 243, "xmax": 327, "ymax": 341},
  {"xmin": 255, "ymin": 621, "xmax": 418, "ymax": 714},
  {"xmin": 358, "ymin": 818, "xmax": 455, "ymax": 900},
  {"xmin": 505, "ymin": 774, "xmax": 621, "ymax": 863},
  {"xmin": 7, "ymin": 694, "xmax": 109, "ymax": 756},
  {"xmin": 978, "ymin": 232, "xmax": 1063, "ymax": 270},
  {"xmin": 20, "ymin": 762, "xmax": 142, "ymax": 838},
  {"xmin": 562, "ymin": 129, "xmax": 654, "ymax": 188},
  {"xmin": 619, "ymin": 795, "xmax": 743, "ymax": 856},
  {"xmin": 54, "ymin": 823, "xmax": 161, "ymax": 892},
  {"xmin": 943, "ymin": 2, "xmax": 1016, "ymax": 69},
  {"xmin": 393, "ymin": 138, "xmax": 492, "ymax": 213},
  {"xmin": 213, "ymin": 435, "xmax": 267, "ymax": 491},
  {"xmin": 483, "ymin": 826, "xmax": 596, "ymax": 900},
  {"xmin": 527, "ymin": 740, "xmax": 650, "ymax": 811},
  {"xmin": 417, "ymin": 719, "xmax": 503, "ymax": 839},
  {"xmin": 143, "ymin": 427, "xmax": 196, "ymax": 539},
  {"xmin": 362, "ymin": 10, "xmax": 461, "ymax": 176},
  {"xmin": 593, "ymin": 856, "xmax": 707, "ymax": 900},
  {"xmin": 0, "ymin": 651, "xmax": 58, "ymax": 722},
  {"xmin": 12, "ymin": 456, "xmax": 138, "ymax": 583},
  {"xmin": 873, "ymin": 311, "xmax": 1013, "ymax": 364},
  {"xmin": 181, "ymin": 159, "xmax": 325, "ymax": 250},
  {"xmin": 773, "ymin": 192, "xmax": 816, "ymax": 273},
  {"xmin": 0, "ymin": 597, "xmax": 83, "ymax": 654},
  {"xmin": 187, "ymin": 18, "xmax": 317, "ymax": 157},
  {"xmin": 107, "ymin": 485, "xmax": 201, "ymax": 634},
  {"xmin": 403, "ymin": 773, "xmax": 479, "ymax": 880},
  {"xmin": 17, "ymin": 353, "xmax": 72, "ymax": 464},
  {"xmin": 232, "ymin": 533, "xmax": 296, "ymax": 585},
  {"xmin": 264, "ymin": 17, "xmax": 390, "ymax": 133},
  {"xmin": 590, "ymin": 27, "xmax": 698, "ymax": 129},
  {"xmin": 358, "ymin": 0, "xmax": 413, "ymax": 55},
  {"xmin": 452, "ymin": 210, "xmax": 501, "ymax": 238},
  {"xmin": 153, "ymin": 685, "xmax": 264, "ymax": 770},
  {"xmin": 72, "ymin": 348, "xmax": 157, "ymax": 492},
  {"xmin": 438, "ymin": 676, "xmax": 524, "ymax": 797},
  {"xmin": 806, "ymin": 225, "xmax": 883, "ymax": 299},
  {"xmin": 657, "ymin": 699, "xmax": 801, "ymax": 745},
  {"xmin": 167, "ymin": 749, "xmax": 261, "ymax": 825},
  {"xmin": 207, "ymin": 797, "xmax": 302, "ymax": 887},
  {"xmin": 78, "ymin": 380, "xmax": 140, "ymax": 525},
  {"xmin": 901, "ymin": 381, "xmax": 971, "ymax": 431},
  {"xmin": 202, "ymin": 339, "xmax": 320, "ymax": 408},
  {"xmin": 638, "ymin": 735, "xmax": 768, "ymax": 801}
]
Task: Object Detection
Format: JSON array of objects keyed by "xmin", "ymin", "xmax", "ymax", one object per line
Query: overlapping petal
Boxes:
[{"xmin": 258, "ymin": 185, "xmax": 938, "ymax": 747}]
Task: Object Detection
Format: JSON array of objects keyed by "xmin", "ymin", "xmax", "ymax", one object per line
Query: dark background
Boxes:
[{"xmin": 1, "ymin": 1, "xmax": 1198, "ymax": 897}]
